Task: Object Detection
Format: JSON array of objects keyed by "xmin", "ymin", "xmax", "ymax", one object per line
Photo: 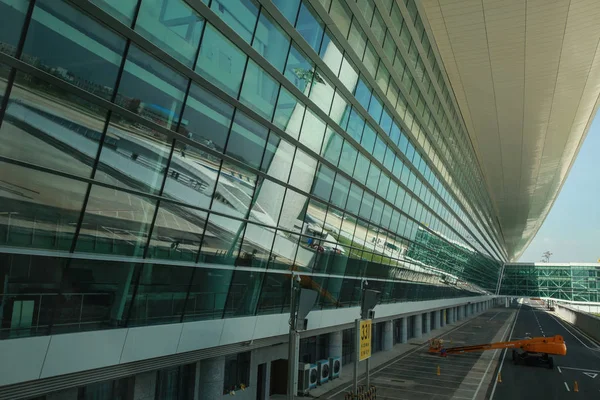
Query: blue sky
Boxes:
[{"xmin": 519, "ymin": 116, "xmax": 600, "ymax": 263}]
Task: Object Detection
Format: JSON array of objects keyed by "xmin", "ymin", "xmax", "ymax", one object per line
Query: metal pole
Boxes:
[
  {"xmin": 366, "ymin": 356, "xmax": 370, "ymax": 389},
  {"xmin": 353, "ymin": 317, "xmax": 360, "ymax": 394},
  {"xmin": 287, "ymin": 275, "xmax": 298, "ymax": 400}
]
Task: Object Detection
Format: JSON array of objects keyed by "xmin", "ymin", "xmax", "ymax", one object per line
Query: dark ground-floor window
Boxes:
[
  {"xmin": 224, "ymin": 351, "xmax": 251, "ymax": 394},
  {"xmin": 156, "ymin": 364, "xmax": 195, "ymax": 400}
]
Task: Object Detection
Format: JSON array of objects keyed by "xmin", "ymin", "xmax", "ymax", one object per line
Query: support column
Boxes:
[
  {"xmin": 433, "ymin": 310, "xmax": 440, "ymax": 330},
  {"xmin": 423, "ymin": 312, "xmax": 430, "ymax": 334},
  {"xmin": 414, "ymin": 314, "xmax": 422, "ymax": 339},
  {"xmin": 400, "ymin": 317, "xmax": 408, "ymax": 343},
  {"xmin": 133, "ymin": 371, "xmax": 156, "ymax": 400},
  {"xmin": 440, "ymin": 309, "xmax": 446, "ymax": 327},
  {"xmin": 329, "ymin": 331, "xmax": 343, "ymax": 358},
  {"xmin": 383, "ymin": 320, "xmax": 393, "ymax": 351},
  {"xmin": 198, "ymin": 356, "xmax": 225, "ymax": 400},
  {"xmin": 505, "ymin": 297, "xmax": 509, "ymax": 308}
]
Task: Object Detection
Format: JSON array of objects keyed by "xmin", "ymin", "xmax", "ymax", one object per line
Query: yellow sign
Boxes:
[{"xmin": 359, "ymin": 319, "xmax": 372, "ymax": 361}]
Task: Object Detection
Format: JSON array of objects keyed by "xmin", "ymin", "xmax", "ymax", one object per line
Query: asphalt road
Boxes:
[
  {"xmin": 490, "ymin": 301, "xmax": 600, "ymax": 399},
  {"xmin": 324, "ymin": 307, "xmax": 515, "ymax": 400}
]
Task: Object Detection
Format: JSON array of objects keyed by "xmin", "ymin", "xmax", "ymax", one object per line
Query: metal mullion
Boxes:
[{"xmin": 0, "ymin": 0, "xmax": 36, "ymax": 129}]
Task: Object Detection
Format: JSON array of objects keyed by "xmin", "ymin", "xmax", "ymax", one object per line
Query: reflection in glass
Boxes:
[
  {"xmin": 22, "ymin": 0, "xmax": 126, "ymax": 100},
  {"xmin": 223, "ymin": 271, "xmax": 264, "ymax": 317},
  {"xmin": 184, "ymin": 267, "xmax": 233, "ymax": 322},
  {"xmin": 0, "ymin": 0, "xmax": 29, "ymax": 56},
  {"xmin": 296, "ymin": 2, "xmax": 324, "ymax": 52},
  {"xmin": 128, "ymin": 263, "xmax": 192, "ymax": 326},
  {"xmin": 226, "ymin": 111, "xmax": 268, "ymax": 169},
  {"xmin": 261, "ymin": 131, "xmax": 294, "ymax": 182},
  {"xmin": 196, "ymin": 24, "xmax": 247, "ymax": 98},
  {"xmin": 299, "ymin": 108, "xmax": 325, "ymax": 154},
  {"xmin": 90, "ymin": 0, "xmax": 137, "ymax": 25},
  {"xmin": 211, "ymin": 0, "xmax": 259, "ymax": 44},
  {"xmin": 75, "ymin": 185, "xmax": 157, "ymax": 257},
  {"xmin": 146, "ymin": 202, "xmax": 207, "ymax": 261},
  {"xmin": 285, "ymin": 44, "xmax": 314, "ymax": 95},
  {"xmin": 180, "ymin": 83, "xmax": 234, "ymax": 153},
  {"xmin": 95, "ymin": 112, "xmax": 172, "ymax": 194},
  {"xmin": 272, "ymin": 87, "xmax": 304, "ymax": 140},
  {"xmin": 239, "ymin": 60, "xmax": 279, "ymax": 120},
  {"xmin": 0, "ymin": 162, "xmax": 87, "ymax": 251},
  {"xmin": 0, "ymin": 71, "xmax": 108, "ymax": 177},
  {"xmin": 135, "ymin": 0, "xmax": 204, "ymax": 67},
  {"xmin": 119, "ymin": 45, "xmax": 187, "ymax": 130},
  {"xmin": 252, "ymin": 10, "xmax": 290, "ymax": 72}
]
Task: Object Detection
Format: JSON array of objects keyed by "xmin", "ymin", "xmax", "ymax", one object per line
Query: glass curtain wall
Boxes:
[{"xmin": 0, "ymin": 0, "xmax": 500, "ymax": 339}]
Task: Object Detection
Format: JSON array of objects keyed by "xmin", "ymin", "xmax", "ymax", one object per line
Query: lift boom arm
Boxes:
[{"xmin": 429, "ymin": 334, "xmax": 567, "ymax": 356}]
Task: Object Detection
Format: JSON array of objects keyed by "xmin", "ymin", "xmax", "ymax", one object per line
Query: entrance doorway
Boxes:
[{"xmin": 270, "ymin": 359, "xmax": 287, "ymax": 395}]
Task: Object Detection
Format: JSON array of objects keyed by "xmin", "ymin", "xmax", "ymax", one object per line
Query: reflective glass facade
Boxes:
[
  {"xmin": 0, "ymin": 0, "xmax": 502, "ymax": 339},
  {"xmin": 500, "ymin": 263, "xmax": 600, "ymax": 302}
]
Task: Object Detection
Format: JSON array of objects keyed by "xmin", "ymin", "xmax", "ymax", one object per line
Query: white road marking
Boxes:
[
  {"xmin": 489, "ymin": 306, "xmax": 521, "ymax": 400},
  {"xmin": 557, "ymin": 366, "xmax": 562, "ymax": 374},
  {"xmin": 564, "ymin": 382, "xmax": 570, "ymax": 391},
  {"xmin": 559, "ymin": 366, "xmax": 600, "ymax": 373},
  {"xmin": 583, "ymin": 372, "xmax": 597, "ymax": 379},
  {"xmin": 547, "ymin": 313, "xmax": 600, "ymax": 350}
]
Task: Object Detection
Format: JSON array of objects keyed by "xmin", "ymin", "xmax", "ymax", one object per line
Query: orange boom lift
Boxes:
[{"xmin": 428, "ymin": 335, "xmax": 567, "ymax": 369}]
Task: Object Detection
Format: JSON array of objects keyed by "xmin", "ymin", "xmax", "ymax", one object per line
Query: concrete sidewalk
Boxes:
[{"xmin": 307, "ymin": 307, "xmax": 508, "ymax": 399}]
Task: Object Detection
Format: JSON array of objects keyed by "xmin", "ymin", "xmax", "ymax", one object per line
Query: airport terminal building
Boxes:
[{"xmin": 0, "ymin": 0, "xmax": 598, "ymax": 399}]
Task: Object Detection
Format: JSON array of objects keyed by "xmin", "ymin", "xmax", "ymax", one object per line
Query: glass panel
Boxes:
[
  {"xmin": 272, "ymin": 87, "xmax": 304, "ymax": 139},
  {"xmin": 368, "ymin": 94, "xmax": 383, "ymax": 122},
  {"xmin": 22, "ymin": 0, "xmax": 126, "ymax": 100},
  {"xmin": 240, "ymin": 60, "xmax": 279, "ymax": 120},
  {"xmin": 360, "ymin": 124, "xmax": 376, "ymax": 153},
  {"xmin": 320, "ymin": 30, "xmax": 343, "ymax": 76},
  {"xmin": 346, "ymin": 183, "xmax": 363, "ymax": 215},
  {"xmin": 272, "ymin": 0, "xmax": 301, "ymax": 25},
  {"xmin": 354, "ymin": 78, "xmax": 371, "ymax": 110},
  {"xmin": 75, "ymin": 185, "xmax": 157, "ymax": 257},
  {"xmin": 118, "ymin": 45, "xmax": 187, "ymax": 130},
  {"xmin": 179, "ymin": 83, "xmax": 234, "ymax": 154},
  {"xmin": 135, "ymin": 0, "xmax": 204, "ymax": 67},
  {"xmin": 128, "ymin": 263, "xmax": 192, "ymax": 326},
  {"xmin": 338, "ymin": 55, "xmax": 359, "ymax": 93},
  {"xmin": 210, "ymin": 0, "xmax": 259, "ymax": 44},
  {"xmin": 261, "ymin": 131, "xmax": 294, "ymax": 182},
  {"xmin": 299, "ymin": 108, "xmax": 325, "ymax": 154},
  {"xmin": 199, "ymin": 213, "xmax": 244, "ymax": 263},
  {"xmin": 252, "ymin": 10, "xmax": 290, "ymax": 72},
  {"xmin": 90, "ymin": 0, "xmax": 137, "ymax": 25},
  {"xmin": 329, "ymin": 0, "xmax": 352, "ymax": 37},
  {"xmin": 162, "ymin": 139, "xmax": 217, "ymax": 210},
  {"xmin": 353, "ymin": 153, "xmax": 369, "ymax": 184},
  {"xmin": 226, "ymin": 111, "xmax": 268, "ymax": 169},
  {"xmin": 346, "ymin": 108, "xmax": 365, "ymax": 142},
  {"xmin": 373, "ymin": 136, "xmax": 386, "ymax": 163},
  {"xmin": 362, "ymin": 42, "xmax": 378, "ymax": 76},
  {"xmin": 238, "ymin": 222, "xmax": 274, "ymax": 269},
  {"xmin": 0, "ymin": 0, "xmax": 30, "ymax": 56},
  {"xmin": 348, "ymin": 19, "xmax": 366, "ymax": 58},
  {"xmin": 0, "ymin": 162, "xmax": 86, "ymax": 251},
  {"xmin": 366, "ymin": 164, "xmax": 380, "ymax": 192},
  {"xmin": 359, "ymin": 192, "xmax": 373, "ymax": 221},
  {"xmin": 330, "ymin": 174, "xmax": 350, "ymax": 209},
  {"xmin": 321, "ymin": 128, "xmax": 343, "ymax": 166},
  {"xmin": 310, "ymin": 70, "xmax": 334, "ymax": 114},
  {"xmin": 250, "ymin": 177, "xmax": 286, "ymax": 228},
  {"xmin": 1, "ymin": 71, "xmax": 108, "ymax": 178},
  {"xmin": 296, "ymin": 2, "xmax": 324, "ymax": 53},
  {"xmin": 146, "ymin": 202, "xmax": 207, "ymax": 261},
  {"xmin": 285, "ymin": 44, "xmax": 314, "ymax": 95},
  {"xmin": 289, "ymin": 148, "xmax": 317, "ymax": 194},
  {"xmin": 371, "ymin": 10, "xmax": 385, "ymax": 44},
  {"xmin": 183, "ymin": 267, "xmax": 232, "ymax": 321},
  {"xmin": 312, "ymin": 164, "xmax": 335, "ymax": 201},
  {"xmin": 95, "ymin": 112, "xmax": 172, "ymax": 195},
  {"xmin": 196, "ymin": 24, "xmax": 247, "ymax": 98},
  {"xmin": 224, "ymin": 270, "xmax": 264, "ymax": 317},
  {"xmin": 338, "ymin": 140, "xmax": 357, "ymax": 176}
]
